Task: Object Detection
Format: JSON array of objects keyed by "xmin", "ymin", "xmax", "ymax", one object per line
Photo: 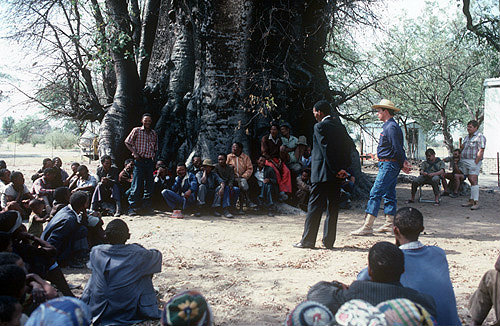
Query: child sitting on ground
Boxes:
[{"xmin": 28, "ymin": 199, "xmax": 49, "ymax": 238}]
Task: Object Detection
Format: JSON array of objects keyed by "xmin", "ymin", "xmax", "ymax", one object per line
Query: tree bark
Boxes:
[{"xmin": 98, "ymin": 0, "xmax": 143, "ymax": 164}]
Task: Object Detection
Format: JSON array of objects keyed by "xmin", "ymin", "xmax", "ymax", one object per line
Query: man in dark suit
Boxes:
[{"xmin": 293, "ymin": 100, "xmax": 352, "ymax": 249}]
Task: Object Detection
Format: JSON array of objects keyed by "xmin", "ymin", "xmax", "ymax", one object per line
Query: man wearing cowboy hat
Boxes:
[
  {"xmin": 196, "ymin": 158, "xmax": 234, "ymax": 218},
  {"xmin": 351, "ymin": 99, "xmax": 411, "ymax": 236}
]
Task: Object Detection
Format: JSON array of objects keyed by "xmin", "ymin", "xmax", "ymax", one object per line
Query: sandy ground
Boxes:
[{"xmin": 2, "ymin": 144, "xmax": 499, "ymax": 325}]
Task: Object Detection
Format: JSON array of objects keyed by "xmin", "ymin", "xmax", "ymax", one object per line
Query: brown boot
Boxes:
[
  {"xmin": 470, "ymin": 201, "xmax": 479, "ymax": 210},
  {"xmin": 374, "ymin": 214, "xmax": 394, "ymax": 233},
  {"xmin": 351, "ymin": 214, "xmax": 376, "ymax": 236},
  {"xmin": 462, "ymin": 199, "xmax": 474, "ymax": 207}
]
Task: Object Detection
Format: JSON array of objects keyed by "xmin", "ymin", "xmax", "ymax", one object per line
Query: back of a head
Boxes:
[
  {"xmin": 0, "ymin": 253, "xmax": 20, "ymax": 266},
  {"xmin": 69, "ymin": 191, "xmax": 88, "ymax": 211},
  {"xmin": 0, "ymin": 265, "xmax": 26, "ymax": 299},
  {"xmin": 314, "ymin": 100, "xmax": 337, "ymax": 116},
  {"xmin": 26, "ymin": 297, "xmax": 92, "ymax": 326},
  {"xmin": 0, "ymin": 212, "xmax": 21, "ymax": 234},
  {"xmin": 0, "ymin": 296, "xmax": 19, "ymax": 323},
  {"xmin": 54, "ymin": 187, "xmax": 71, "ymax": 205},
  {"xmin": 394, "ymin": 207, "xmax": 424, "ymax": 241},
  {"xmin": 162, "ymin": 290, "xmax": 212, "ymax": 326},
  {"xmin": 105, "ymin": 219, "xmax": 129, "ymax": 244},
  {"xmin": 368, "ymin": 242, "xmax": 404, "ymax": 283}
]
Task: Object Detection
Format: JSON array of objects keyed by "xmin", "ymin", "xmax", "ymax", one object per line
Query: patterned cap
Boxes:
[
  {"xmin": 25, "ymin": 297, "xmax": 92, "ymax": 326},
  {"xmin": 285, "ymin": 301, "xmax": 335, "ymax": 326},
  {"xmin": 335, "ymin": 300, "xmax": 387, "ymax": 326},
  {"xmin": 162, "ymin": 291, "xmax": 212, "ymax": 326},
  {"xmin": 376, "ymin": 299, "xmax": 437, "ymax": 326}
]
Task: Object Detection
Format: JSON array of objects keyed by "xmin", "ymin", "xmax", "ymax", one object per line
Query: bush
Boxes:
[
  {"xmin": 45, "ymin": 131, "xmax": 79, "ymax": 149},
  {"xmin": 31, "ymin": 134, "xmax": 45, "ymax": 147}
]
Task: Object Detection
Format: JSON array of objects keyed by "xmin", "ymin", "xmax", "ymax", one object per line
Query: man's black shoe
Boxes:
[
  {"xmin": 293, "ymin": 242, "xmax": 315, "ymax": 249},
  {"xmin": 322, "ymin": 243, "xmax": 334, "ymax": 250}
]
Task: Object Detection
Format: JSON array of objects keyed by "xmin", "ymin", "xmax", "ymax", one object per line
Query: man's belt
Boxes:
[{"xmin": 379, "ymin": 158, "xmax": 397, "ymax": 162}]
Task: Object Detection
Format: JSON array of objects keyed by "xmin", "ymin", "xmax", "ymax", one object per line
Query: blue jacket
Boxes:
[
  {"xmin": 357, "ymin": 245, "xmax": 461, "ymax": 325},
  {"xmin": 377, "ymin": 118, "xmax": 406, "ymax": 168},
  {"xmin": 171, "ymin": 173, "xmax": 198, "ymax": 195}
]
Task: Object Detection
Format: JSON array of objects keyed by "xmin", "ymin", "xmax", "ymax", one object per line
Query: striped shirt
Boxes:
[
  {"xmin": 125, "ymin": 127, "xmax": 158, "ymax": 159},
  {"xmin": 461, "ymin": 131, "xmax": 486, "ymax": 160}
]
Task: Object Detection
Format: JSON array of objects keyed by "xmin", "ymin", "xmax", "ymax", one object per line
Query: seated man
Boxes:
[
  {"xmin": 469, "ymin": 253, "xmax": 500, "ymax": 326},
  {"xmin": 41, "ymin": 191, "xmax": 90, "ymax": 268},
  {"xmin": 81, "ymin": 219, "xmax": 161, "ymax": 326},
  {"xmin": 69, "ymin": 165, "xmax": 97, "ymax": 197},
  {"xmin": 408, "ymin": 148, "xmax": 445, "ymax": 205},
  {"xmin": 227, "ymin": 142, "xmax": 255, "ymax": 211},
  {"xmin": 357, "ymin": 207, "xmax": 461, "ymax": 325},
  {"xmin": 31, "ymin": 168, "xmax": 57, "ymax": 210},
  {"xmin": 214, "ymin": 154, "xmax": 239, "ymax": 217},
  {"xmin": 52, "ymin": 157, "xmax": 69, "ymax": 186},
  {"xmin": 442, "ymin": 148, "xmax": 466, "ymax": 198},
  {"xmin": 31, "ymin": 158, "xmax": 53, "ymax": 182},
  {"xmin": 187, "ymin": 155, "xmax": 202, "ymax": 175},
  {"xmin": 2, "ymin": 171, "xmax": 33, "ymax": 219},
  {"xmin": 280, "ymin": 122, "xmax": 301, "ymax": 175},
  {"xmin": 50, "ymin": 187, "xmax": 71, "ymax": 218},
  {"xmin": 152, "ymin": 164, "xmax": 172, "ymax": 210},
  {"xmin": 296, "ymin": 169, "xmax": 311, "ymax": 212},
  {"xmin": 119, "ymin": 159, "xmax": 134, "ymax": 198},
  {"xmin": 161, "ymin": 163, "xmax": 198, "ymax": 214},
  {"xmin": 63, "ymin": 162, "xmax": 80, "ymax": 187},
  {"xmin": 251, "ymin": 156, "xmax": 277, "ymax": 217},
  {"xmin": 0, "ymin": 169, "xmax": 11, "ymax": 209},
  {"xmin": 0, "ymin": 211, "xmax": 74, "ymax": 297},
  {"xmin": 91, "ymin": 155, "xmax": 121, "ymax": 216},
  {"xmin": 307, "ymin": 241, "xmax": 436, "ymax": 318},
  {"xmin": 197, "ymin": 159, "xmax": 232, "ymax": 218}
]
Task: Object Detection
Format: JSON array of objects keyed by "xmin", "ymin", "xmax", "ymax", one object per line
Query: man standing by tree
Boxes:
[
  {"xmin": 293, "ymin": 101, "xmax": 351, "ymax": 249},
  {"xmin": 351, "ymin": 99, "xmax": 411, "ymax": 236},
  {"xmin": 460, "ymin": 120, "xmax": 486, "ymax": 210},
  {"xmin": 124, "ymin": 114, "xmax": 158, "ymax": 216}
]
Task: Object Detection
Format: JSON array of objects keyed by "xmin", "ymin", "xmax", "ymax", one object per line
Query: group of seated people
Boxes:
[
  {"xmin": 287, "ymin": 207, "xmax": 500, "ymax": 326},
  {"xmin": 0, "ymin": 202, "xmax": 497, "ymax": 325},
  {"xmin": 407, "ymin": 148, "xmax": 466, "ymax": 205}
]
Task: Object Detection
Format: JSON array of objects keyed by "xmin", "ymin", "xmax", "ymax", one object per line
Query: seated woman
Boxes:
[
  {"xmin": 261, "ymin": 121, "xmax": 291, "ymax": 201},
  {"xmin": 91, "ymin": 155, "xmax": 121, "ymax": 216}
]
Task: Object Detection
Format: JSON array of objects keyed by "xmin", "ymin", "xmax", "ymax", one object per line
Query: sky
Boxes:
[{"xmin": 0, "ymin": 0, "xmax": 466, "ymax": 124}]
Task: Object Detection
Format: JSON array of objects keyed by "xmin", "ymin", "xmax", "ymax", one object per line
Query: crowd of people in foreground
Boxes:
[{"xmin": 0, "ymin": 202, "xmax": 496, "ymax": 325}]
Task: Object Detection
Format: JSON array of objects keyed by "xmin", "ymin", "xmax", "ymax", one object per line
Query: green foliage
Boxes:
[
  {"xmin": 30, "ymin": 134, "xmax": 45, "ymax": 147},
  {"xmin": 1, "ymin": 117, "xmax": 14, "ymax": 136},
  {"xmin": 7, "ymin": 116, "xmax": 49, "ymax": 144},
  {"xmin": 44, "ymin": 131, "xmax": 78, "ymax": 149}
]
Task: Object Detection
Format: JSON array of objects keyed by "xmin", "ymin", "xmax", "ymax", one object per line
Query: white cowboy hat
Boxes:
[{"xmin": 372, "ymin": 99, "xmax": 400, "ymax": 112}]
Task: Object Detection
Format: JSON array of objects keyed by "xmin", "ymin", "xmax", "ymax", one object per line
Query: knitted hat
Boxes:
[
  {"xmin": 162, "ymin": 291, "xmax": 212, "ymax": 326},
  {"xmin": 335, "ymin": 300, "xmax": 387, "ymax": 326},
  {"xmin": 376, "ymin": 299, "xmax": 437, "ymax": 326},
  {"xmin": 285, "ymin": 301, "xmax": 335, "ymax": 326},
  {"xmin": 25, "ymin": 297, "xmax": 92, "ymax": 326}
]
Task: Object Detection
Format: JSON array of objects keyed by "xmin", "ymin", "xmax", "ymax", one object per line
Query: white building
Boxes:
[
  {"xmin": 359, "ymin": 121, "xmax": 427, "ymax": 160},
  {"xmin": 482, "ymin": 78, "xmax": 500, "ymax": 174}
]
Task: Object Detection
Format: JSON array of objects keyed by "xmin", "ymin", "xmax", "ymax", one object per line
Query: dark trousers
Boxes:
[
  {"xmin": 300, "ymin": 180, "xmax": 341, "ymax": 248},
  {"xmin": 128, "ymin": 158, "xmax": 155, "ymax": 209}
]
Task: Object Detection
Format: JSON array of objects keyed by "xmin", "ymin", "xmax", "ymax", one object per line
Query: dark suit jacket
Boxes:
[
  {"xmin": 307, "ymin": 280, "xmax": 437, "ymax": 318},
  {"xmin": 311, "ymin": 116, "xmax": 352, "ymax": 183}
]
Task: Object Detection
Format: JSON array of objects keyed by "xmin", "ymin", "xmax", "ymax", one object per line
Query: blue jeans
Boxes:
[
  {"xmin": 257, "ymin": 181, "xmax": 274, "ymax": 207},
  {"xmin": 128, "ymin": 158, "xmax": 155, "ymax": 209},
  {"xmin": 161, "ymin": 189, "xmax": 196, "ymax": 211},
  {"xmin": 365, "ymin": 161, "xmax": 400, "ymax": 217}
]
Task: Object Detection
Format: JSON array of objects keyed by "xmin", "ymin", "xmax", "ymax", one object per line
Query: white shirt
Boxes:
[{"xmin": 255, "ymin": 167, "xmax": 265, "ymax": 184}]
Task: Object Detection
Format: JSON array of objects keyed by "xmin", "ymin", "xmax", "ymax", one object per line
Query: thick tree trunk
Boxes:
[
  {"xmin": 98, "ymin": 0, "xmax": 143, "ymax": 164},
  {"xmin": 99, "ymin": 0, "xmax": 372, "ymax": 198}
]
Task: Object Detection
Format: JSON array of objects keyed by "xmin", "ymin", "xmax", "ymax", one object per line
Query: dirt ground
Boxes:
[{"xmin": 2, "ymin": 144, "xmax": 499, "ymax": 325}]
